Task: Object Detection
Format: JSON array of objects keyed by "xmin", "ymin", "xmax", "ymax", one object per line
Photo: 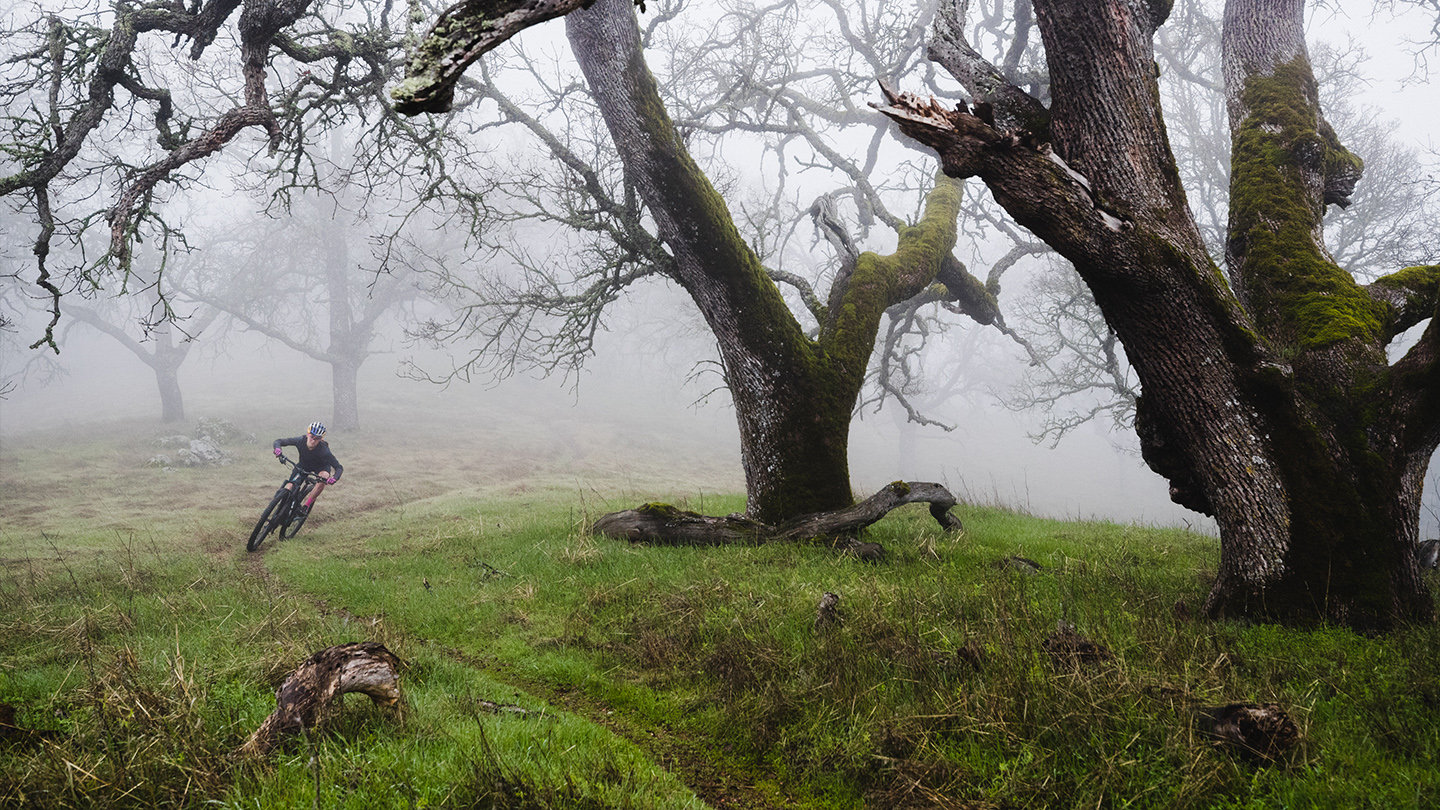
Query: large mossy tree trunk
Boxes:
[
  {"xmin": 394, "ymin": 0, "xmax": 1011, "ymax": 526},
  {"xmin": 1198, "ymin": 0, "xmax": 1431, "ymax": 624},
  {"xmin": 877, "ymin": 0, "xmax": 1439, "ymax": 629},
  {"xmin": 563, "ymin": 0, "xmax": 978, "ymax": 524}
]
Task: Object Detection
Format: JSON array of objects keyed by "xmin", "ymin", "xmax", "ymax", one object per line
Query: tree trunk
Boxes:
[
  {"xmin": 153, "ymin": 323, "xmax": 186, "ymax": 423},
  {"xmin": 1195, "ymin": 0, "xmax": 1430, "ymax": 625},
  {"xmin": 155, "ymin": 363, "xmax": 185, "ymax": 423},
  {"xmin": 238, "ymin": 642, "xmax": 403, "ymax": 758},
  {"xmin": 566, "ymin": 0, "xmax": 965, "ymax": 524},
  {"xmin": 879, "ymin": 0, "xmax": 1437, "ymax": 628},
  {"xmin": 565, "ymin": 0, "xmax": 851, "ymax": 523},
  {"xmin": 325, "ymin": 222, "xmax": 362, "ymax": 431},
  {"xmin": 396, "ymin": 0, "xmax": 1003, "ymax": 527},
  {"xmin": 331, "ymin": 357, "xmax": 361, "ymax": 431}
]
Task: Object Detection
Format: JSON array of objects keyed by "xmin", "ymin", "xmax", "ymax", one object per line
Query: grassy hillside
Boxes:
[{"xmin": 2, "ymin": 408, "xmax": 1438, "ymax": 808}]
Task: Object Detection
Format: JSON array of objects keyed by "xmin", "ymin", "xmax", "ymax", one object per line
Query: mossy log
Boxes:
[
  {"xmin": 592, "ymin": 481, "xmax": 963, "ymax": 554},
  {"xmin": 238, "ymin": 642, "xmax": 403, "ymax": 758}
]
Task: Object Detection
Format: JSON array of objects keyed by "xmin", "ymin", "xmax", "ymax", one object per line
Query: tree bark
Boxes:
[
  {"xmin": 325, "ymin": 226, "xmax": 364, "ymax": 431},
  {"xmin": 592, "ymin": 481, "xmax": 963, "ymax": 553},
  {"xmin": 877, "ymin": 0, "xmax": 1437, "ymax": 628},
  {"xmin": 237, "ymin": 642, "xmax": 403, "ymax": 758}
]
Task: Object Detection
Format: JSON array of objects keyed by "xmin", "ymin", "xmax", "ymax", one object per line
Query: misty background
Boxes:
[{"xmin": 2, "ymin": 0, "xmax": 1436, "ymax": 536}]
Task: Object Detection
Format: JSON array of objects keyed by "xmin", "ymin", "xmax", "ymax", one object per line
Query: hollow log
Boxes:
[
  {"xmin": 238, "ymin": 641, "xmax": 403, "ymax": 758},
  {"xmin": 592, "ymin": 481, "xmax": 964, "ymax": 553}
]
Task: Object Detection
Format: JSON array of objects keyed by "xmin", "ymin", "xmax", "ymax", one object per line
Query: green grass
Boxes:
[{"xmin": 3, "ymin": 409, "xmax": 1439, "ymax": 808}]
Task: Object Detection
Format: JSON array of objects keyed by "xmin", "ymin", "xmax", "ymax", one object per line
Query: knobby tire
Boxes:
[{"xmin": 247, "ymin": 490, "xmax": 288, "ymax": 552}]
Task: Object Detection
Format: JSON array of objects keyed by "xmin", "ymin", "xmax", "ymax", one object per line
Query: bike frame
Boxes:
[{"xmin": 247, "ymin": 455, "xmax": 327, "ymax": 551}]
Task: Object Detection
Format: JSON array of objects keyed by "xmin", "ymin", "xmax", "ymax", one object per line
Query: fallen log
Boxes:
[
  {"xmin": 592, "ymin": 481, "xmax": 963, "ymax": 554},
  {"xmin": 238, "ymin": 642, "xmax": 404, "ymax": 758}
]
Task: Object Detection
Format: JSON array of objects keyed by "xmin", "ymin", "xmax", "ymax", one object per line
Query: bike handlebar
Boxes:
[{"xmin": 275, "ymin": 454, "xmax": 328, "ymax": 482}]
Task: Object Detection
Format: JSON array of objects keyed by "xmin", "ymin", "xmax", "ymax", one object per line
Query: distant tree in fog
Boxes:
[
  {"xmin": 67, "ymin": 262, "xmax": 218, "ymax": 423},
  {"xmin": 394, "ymin": 0, "xmax": 1043, "ymax": 523},
  {"xmin": 186, "ymin": 199, "xmax": 430, "ymax": 431}
]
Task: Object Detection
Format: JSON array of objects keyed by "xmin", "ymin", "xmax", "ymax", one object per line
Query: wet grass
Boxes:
[{"xmin": 2, "ymin": 410, "xmax": 1439, "ymax": 807}]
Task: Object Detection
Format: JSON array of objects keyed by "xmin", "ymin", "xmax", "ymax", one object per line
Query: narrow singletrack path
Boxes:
[{"xmin": 238, "ymin": 549, "xmax": 785, "ymax": 810}]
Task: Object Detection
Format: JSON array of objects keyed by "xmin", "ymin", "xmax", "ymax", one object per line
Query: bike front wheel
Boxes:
[
  {"xmin": 281, "ymin": 504, "xmax": 308, "ymax": 539},
  {"xmin": 247, "ymin": 490, "xmax": 288, "ymax": 552}
]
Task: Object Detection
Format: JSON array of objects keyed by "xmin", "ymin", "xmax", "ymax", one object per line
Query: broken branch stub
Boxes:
[
  {"xmin": 592, "ymin": 481, "xmax": 964, "ymax": 551},
  {"xmin": 238, "ymin": 642, "xmax": 404, "ymax": 758}
]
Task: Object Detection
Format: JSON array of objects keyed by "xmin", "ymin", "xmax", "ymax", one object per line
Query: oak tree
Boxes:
[
  {"xmin": 878, "ymin": 0, "xmax": 1440, "ymax": 627},
  {"xmin": 394, "ymin": 0, "xmax": 1023, "ymax": 523}
]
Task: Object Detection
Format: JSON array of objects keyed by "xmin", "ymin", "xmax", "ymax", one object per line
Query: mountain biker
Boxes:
[{"xmin": 272, "ymin": 421, "xmax": 343, "ymax": 516}]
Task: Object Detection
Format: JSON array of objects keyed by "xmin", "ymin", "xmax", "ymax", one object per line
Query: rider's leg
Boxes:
[{"xmin": 304, "ymin": 479, "xmax": 327, "ymax": 507}]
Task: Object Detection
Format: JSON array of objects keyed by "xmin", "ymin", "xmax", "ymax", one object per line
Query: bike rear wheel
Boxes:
[{"xmin": 247, "ymin": 490, "xmax": 288, "ymax": 552}]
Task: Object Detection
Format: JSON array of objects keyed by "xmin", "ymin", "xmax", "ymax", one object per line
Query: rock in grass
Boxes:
[{"xmin": 993, "ymin": 555, "xmax": 1042, "ymax": 574}]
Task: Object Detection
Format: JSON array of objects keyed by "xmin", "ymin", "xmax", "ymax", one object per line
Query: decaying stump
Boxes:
[
  {"xmin": 593, "ymin": 481, "xmax": 964, "ymax": 556},
  {"xmin": 238, "ymin": 642, "xmax": 403, "ymax": 758},
  {"xmin": 1196, "ymin": 702, "xmax": 1300, "ymax": 763}
]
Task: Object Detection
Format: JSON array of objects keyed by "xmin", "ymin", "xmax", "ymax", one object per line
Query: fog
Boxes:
[
  {"xmin": 3, "ymin": 0, "xmax": 1437, "ymax": 536},
  {"xmin": 0, "ymin": 286, "xmax": 1201, "ymax": 530}
]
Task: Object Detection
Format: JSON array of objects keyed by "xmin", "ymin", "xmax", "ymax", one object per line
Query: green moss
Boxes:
[
  {"xmin": 637, "ymin": 502, "xmax": 688, "ymax": 520},
  {"xmin": 822, "ymin": 175, "xmax": 961, "ymax": 379},
  {"xmin": 1228, "ymin": 58, "xmax": 1383, "ymax": 353},
  {"xmin": 391, "ymin": 3, "xmax": 502, "ymax": 107},
  {"xmin": 1373, "ymin": 265, "xmax": 1440, "ymax": 316}
]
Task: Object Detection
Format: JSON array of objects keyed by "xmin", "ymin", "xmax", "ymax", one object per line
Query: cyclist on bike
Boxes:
[{"xmin": 272, "ymin": 421, "xmax": 343, "ymax": 516}]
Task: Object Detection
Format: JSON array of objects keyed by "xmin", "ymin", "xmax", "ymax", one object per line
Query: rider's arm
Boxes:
[
  {"xmin": 273, "ymin": 436, "xmax": 302, "ymax": 458},
  {"xmin": 326, "ymin": 453, "xmax": 343, "ymax": 482}
]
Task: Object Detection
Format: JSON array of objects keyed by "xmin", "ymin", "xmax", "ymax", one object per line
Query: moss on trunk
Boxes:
[{"xmin": 1227, "ymin": 58, "xmax": 1381, "ymax": 354}]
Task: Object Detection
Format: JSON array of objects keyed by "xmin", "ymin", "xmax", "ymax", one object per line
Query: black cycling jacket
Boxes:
[{"xmin": 273, "ymin": 436, "xmax": 344, "ymax": 480}]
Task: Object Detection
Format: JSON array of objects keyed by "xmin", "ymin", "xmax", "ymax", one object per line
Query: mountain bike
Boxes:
[{"xmin": 247, "ymin": 455, "xmax": 324, "ymax": 552}]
